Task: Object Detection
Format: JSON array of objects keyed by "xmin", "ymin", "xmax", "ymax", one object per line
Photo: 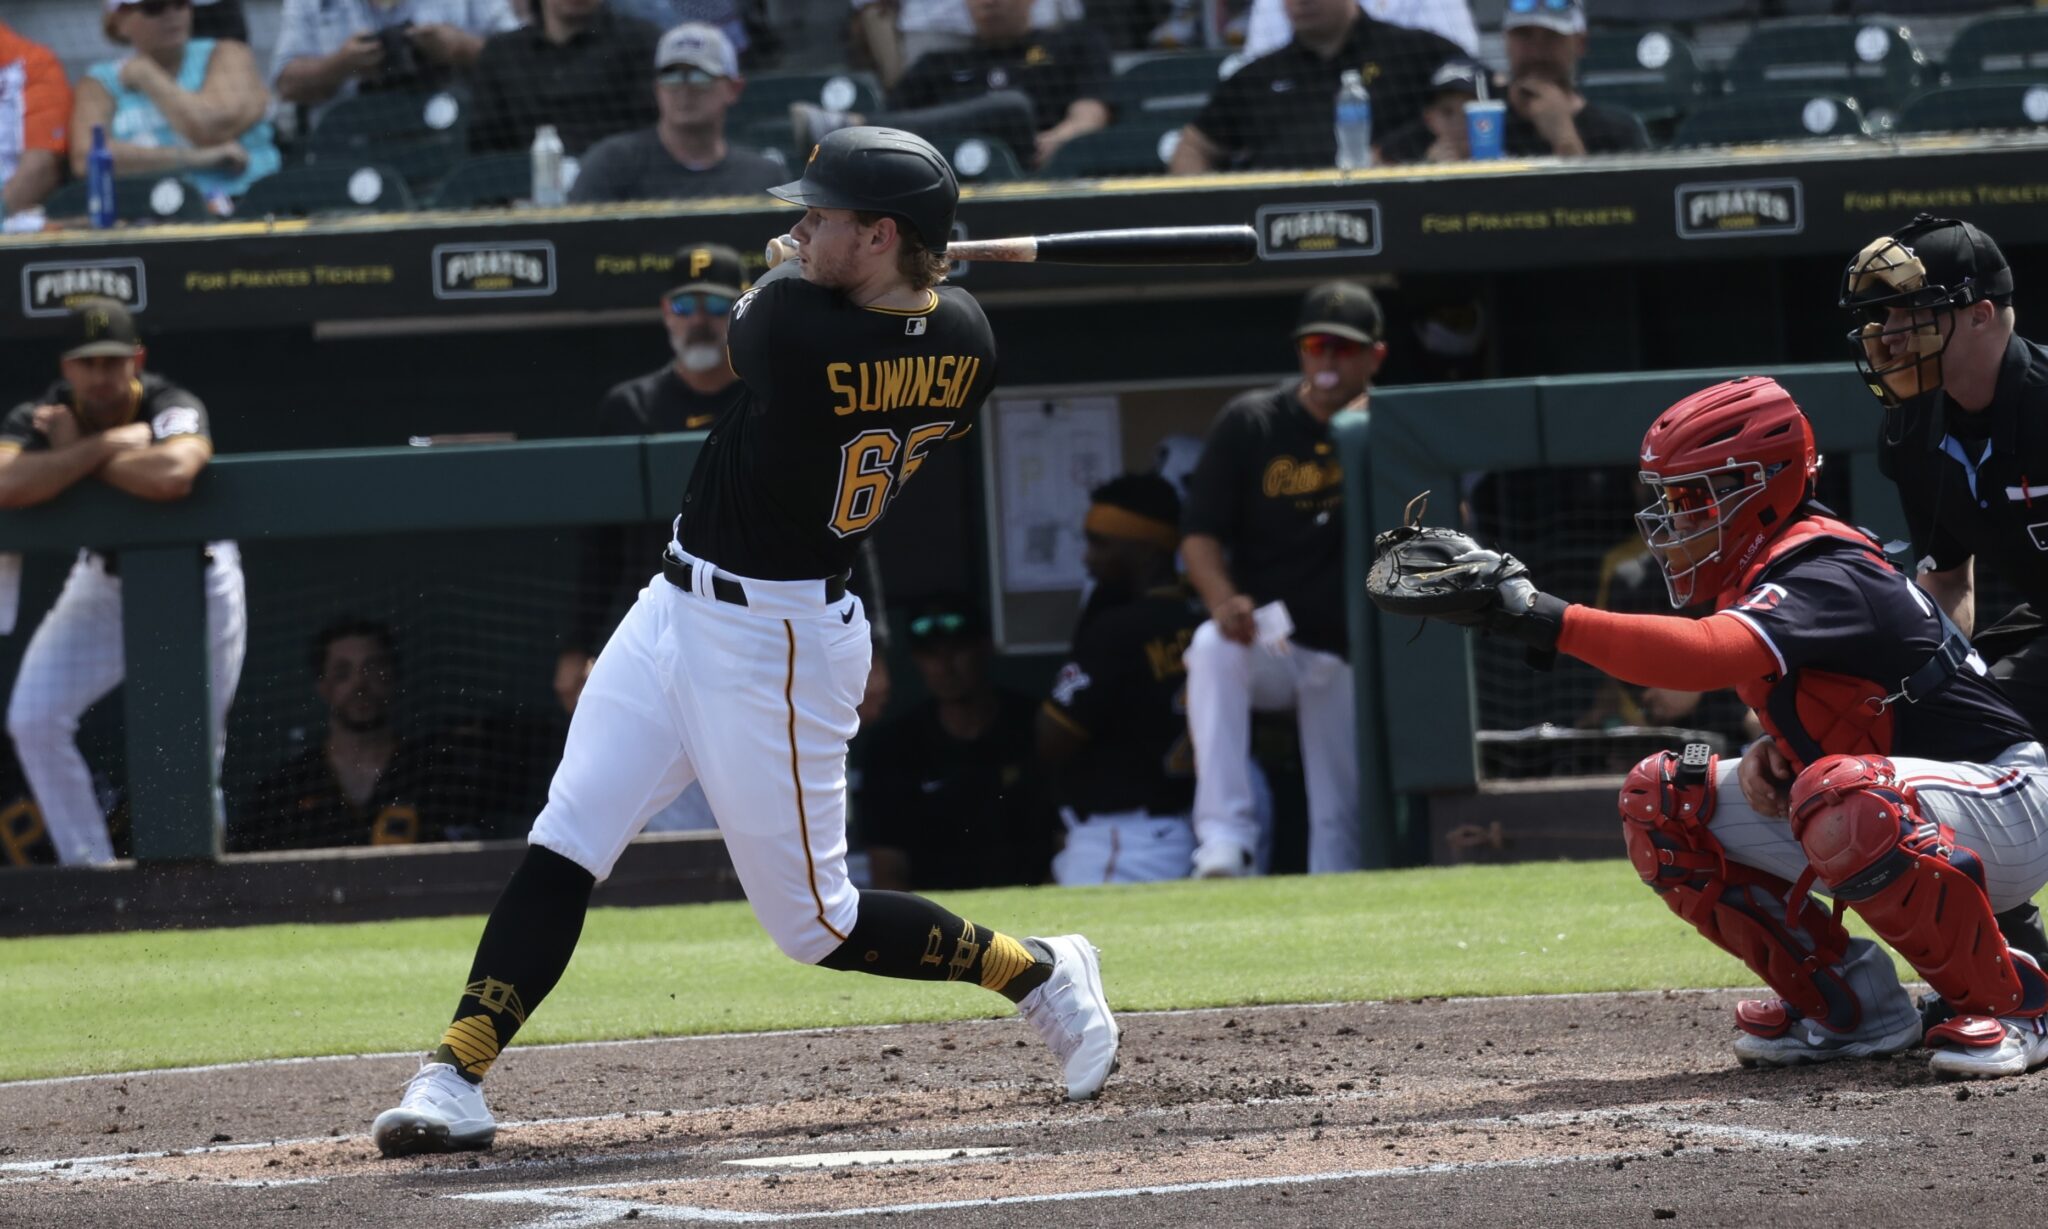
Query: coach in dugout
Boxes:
[{"xmin": 0, "ymin": 299, "xmax": 245, "ymax": 865}]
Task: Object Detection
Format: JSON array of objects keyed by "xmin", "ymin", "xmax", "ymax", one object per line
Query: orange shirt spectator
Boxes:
[{"xmin": 0, "ymin": 22, "xmax": 73, "ymax": 217}]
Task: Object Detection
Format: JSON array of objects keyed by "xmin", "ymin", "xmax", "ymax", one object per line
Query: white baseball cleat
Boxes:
[
  {"xmin": 1191, "ymin": 841, "xmax": 1253, "ymax": 879},
  {"xmin": 1926, "ymin": 1014, "xmax": 2048, "ymax": 1079},
  {"xmin": 1018, "ymin": 934, "xmax": 1119, "ymax": 1100},
  {"xmin": 373, "ymin": 1062, "xmax": 497, "ymax": 1157}
]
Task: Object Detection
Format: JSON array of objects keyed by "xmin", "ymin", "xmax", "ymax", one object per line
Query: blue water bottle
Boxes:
[{"xmin": 86, "ymin": 125, "xmax": 115, "ymax": 229}]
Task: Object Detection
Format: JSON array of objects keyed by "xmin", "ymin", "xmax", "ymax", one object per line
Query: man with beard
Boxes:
[
  {"xmin": 236, "ymin": 620, "xmax": 450, "ymax": 850},
  {"xmin": 556, "ymin": 242, "xmax": 750, "ymax": 716},
  {"xmin": 0, "ymin": 299, "xmax": 245, "ymax": 866}
]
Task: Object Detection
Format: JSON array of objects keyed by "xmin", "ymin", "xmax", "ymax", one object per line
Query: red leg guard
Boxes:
[
  {"xmin": 1619, "ymin": 749, "xmax": 1863, "ymax": 1033},
  {"xmin": 1789, "ymin": 754, "xmax": 2048, "ymax": 1019}
]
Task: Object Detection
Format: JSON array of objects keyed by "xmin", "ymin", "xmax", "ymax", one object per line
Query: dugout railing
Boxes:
[{"xmin": 1337, "ymin": 362, "xmax": 1908, "ymax": 869}]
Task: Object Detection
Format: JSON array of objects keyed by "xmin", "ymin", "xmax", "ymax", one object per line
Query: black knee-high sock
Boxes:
[
  {"xmin": 431, "ymin": 846, "xmax": 595, "ymax": 1083},
  {"xmin": 815, "ymin": 889, "xmax": 1053, "ymax": 1003}
]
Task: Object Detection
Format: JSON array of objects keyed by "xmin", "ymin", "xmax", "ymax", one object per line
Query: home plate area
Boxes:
[{"xmin": 11, "ymin": 994, "xmax": 2048, "ymax": 1227}]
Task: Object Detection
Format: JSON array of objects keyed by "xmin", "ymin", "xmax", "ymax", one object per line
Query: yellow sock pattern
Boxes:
[
  {"xmin": 438, "ymin": 1014, "xmax": 501, "ymax": 1079},
  {"xmin": 978, "ymin": 932, "xmax": 1036, "ymax": 994}
]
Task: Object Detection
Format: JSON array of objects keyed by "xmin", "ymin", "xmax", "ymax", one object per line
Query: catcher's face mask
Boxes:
[
  {"xmin": 1840, "ymin": 235, "xmax": 1963, "ymax": 408},
  {"xmin": 1635, "ymin": 465, "xmax": 1768, "ymax": 608}
]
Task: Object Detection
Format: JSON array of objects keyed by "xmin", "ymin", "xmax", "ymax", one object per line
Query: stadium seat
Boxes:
[
  {"xmin": 1110, "ymin": 52, "xmax": 1231, "ymax": 121},
  {"xmin": 728, "ymin": 70, "xmax": 883, "ymax": 131},
  {"xmin": 235, "ymin": 162, "xmax": 416, "ymax": 217},
  {"xmin": 424, "ymin": 154, "xmax": 534, "ymax": 209},
  {"xmin": 310, "ymin": 89, "xmax": 470, "ymax": 153},
  {"xmin": 44, "ymin": 175, "xmax": 211, "ymax": 223},
  {"xmin": 945, "ymin": 135, "xmax": 1024, "ymax": 183},
  {"xmin": 1723, "ymin": 19, "xmax": 1930, "ymax": 111},
  {"xmin": 1577, "ymin": 28, "xmax": 1706, "ymax": 127},
  {"xmin": 1670, "ymin": 91, "xmax": 1872, "ymax": 147},
  {"xmin": 1580, "ymin": 0, "xmax": 1757, "ymax": 26},
  {"xmin": 1942, "ymin": 10, "xmax": 2048, "ymax": 82},
  {"xmin": 1893, "ymin": 80, "xmax": 2048, "ymax": 134},
  {"xmin": 1039, "ymin": 123, "xmax": 1183, "ymax": 178}
]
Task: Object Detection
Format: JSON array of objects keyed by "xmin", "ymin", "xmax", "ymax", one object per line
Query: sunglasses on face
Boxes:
[
  {"xmin": 1297, "ymin": 334, "xmax": 1366, "ymax": 359},
  {"xmin": 658, "ymin": 66, "xmax": 725, "ymax": 88},
  {"xmin": 125, "ymin": 0, "xmax": 191, "ymax": 15},
  {"xmin": 1506, "ymin": 0, "xmax": 1576, "ymax": 11},
  {"xmin": 666, "ymin": 292, "xmax": 733, "ymax": 317},
  {"xmin": 909, "ymin": 613, "xmax": 971, "ymax": 639}
]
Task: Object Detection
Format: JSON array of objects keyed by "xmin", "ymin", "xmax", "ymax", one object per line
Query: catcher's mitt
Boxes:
[{"xmin": 1366, "ymin": 523, "xmax": 1529, "ymax": 621}]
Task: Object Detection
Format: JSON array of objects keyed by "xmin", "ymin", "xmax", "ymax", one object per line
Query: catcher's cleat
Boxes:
[
  {"xmin": 1018, "ymin": 934, "xmax": 1119, "ymax": 1100},
  {"xmin": 373, "ymin": 1062, "xmax": 497, "ymax": 1157},
  {"xmin": 1926, "ymin": 1014, "xmax": 2048, "ymax": 1079},
  {"xmin": 1731, "ymin": 998, "xmax": 1921, "ymax": 1068}
]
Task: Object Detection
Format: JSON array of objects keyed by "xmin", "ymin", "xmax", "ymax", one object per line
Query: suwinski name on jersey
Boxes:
[{"xmin": 826, "ymin": 355, "xmax": 985, "ymax": 415}]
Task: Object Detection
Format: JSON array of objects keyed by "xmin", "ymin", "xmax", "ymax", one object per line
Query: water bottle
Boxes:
[
  {"xmin": 530, "ymin": 124, "xmax": 565, "ymax": 207},
  {"xmin": 87, "ymin": 125, "xmax": 116, "ymax": 229},
  {"xmin": 1335, "ymin": 69, "xmax": 1373, "ymax": 171}
]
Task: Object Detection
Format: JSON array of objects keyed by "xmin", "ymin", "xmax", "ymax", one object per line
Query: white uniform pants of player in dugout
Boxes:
[
  {"xmin": 1184, "ymin": 620, "xmax": 1361, "ymax": 874},
  {"xmin": 6, "ymin": 545, "xmax": 246, "ymax": 865},
  {"xmin": 529, "ymin": 544, "xmax": 869, "ymax": 965}
]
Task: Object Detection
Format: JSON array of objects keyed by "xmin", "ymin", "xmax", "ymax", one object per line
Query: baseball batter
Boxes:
[
  {"xmin": 374, "ymin": 127, "xmax": 1118, "ymax": 1157},
  {"xmin": 1372, "ymin": 377, "xmax": 2048, "ymax": 1078},
  {"xmin": 0, "ymin": 299, "xmax": 244, "ymax": 866}
]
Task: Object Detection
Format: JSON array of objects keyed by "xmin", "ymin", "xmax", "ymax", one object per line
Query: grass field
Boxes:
[{"xmin": 0, "ymin": 860, "xmax": 1914, "ymax": 1083}]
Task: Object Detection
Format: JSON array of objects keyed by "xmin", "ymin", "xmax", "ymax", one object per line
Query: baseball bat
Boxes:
[{"xmin": 765, "ymin": 225, "xmax": 1258, "ymax": 270}]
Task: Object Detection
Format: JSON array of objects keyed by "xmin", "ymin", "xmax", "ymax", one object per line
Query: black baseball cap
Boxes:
[
  {"xmin": 905, "ymin": 600, "xmax": 987, "ymax": 646},
  {"xmin": 670, "ymin": 243, "xmax": 747, "ymax": 297},
  {"xmin": 1294, "ymin": 281, "xmax": 1383, "ymax": 345},
  {"xmin": 1429, "ymin": 56, "xmax": 1491, "ymax": 99},
  {"xmin": 62, "ymin": 297, "xmax": 142, "ymax": 360},
  {"xmin": 1893, "ymin": 213, "xmax": 2014, "ymax": 304}
]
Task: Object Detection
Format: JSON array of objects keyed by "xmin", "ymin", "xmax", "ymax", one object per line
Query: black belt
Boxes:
[{"xmin": 661, "ymin": 551, "xmax": 846, "ymax": 607}]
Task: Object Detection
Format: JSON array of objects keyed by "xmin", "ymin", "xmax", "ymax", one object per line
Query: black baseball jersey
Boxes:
[
  {"xmin": 679, "ymin": 263, "xmax": 997, "ymax": 581},
  {"xmin": 890, "ymin": 25, "xmax": 1114, "ymax": 132},
  {"xmin": 1725, "ymin": 540, "xmax": 2033, "ymax": 763},
  {"xmin": 0, "ymin": 374, "xmax": 210, "ymax": 453},
  {"xmin": 1878, "ymin": 334, "xmax": 2048, "ymax": 606},
  {"xmin": 1190, "ymin": 16, "xmax": 1460, "ymax": 171},
  {"xmin": 1044, "ymin": 583, "xmax": 1202, "ymax": 819},
  {"xmin": 571, "ymin": 366, "xmax": 741, "ymax": 653},
  {"xmin": 1381, "ymin": 99, "xmax": 1649, "ymax": 164},
  {"xmin": 232, "ymin": 741, "xmax": 450, "ymax": 852},
  {"xmin": 1181, "ymin": 381, "xmax": 1347, "ymax": 656}
]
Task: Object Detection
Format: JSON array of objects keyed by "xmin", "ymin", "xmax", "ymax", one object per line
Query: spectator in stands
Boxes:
[
  {"xmin": 614, "ymin": 0, "xmax": 754, "ymax": 68},
  {"xmin": 852, "ymin": 0, "xmax": 1084, "ymax": 89},
  {"xmin": 1241, "ymin": 0, "xmax": 1477, "ymax": 59},
  {"xmin": 1497, "ymin": 0, "xmax": 1644, "ymax": 157},
  {"xmin": 469, "ymin": 0, "xmax": 660, "ymax": 156},
  {"xmin": 235, "ymin": 620, "xmax": 455, "ymax": 851},
  {"xmin": 1378, "ymin": 55, "xmax": 1489, "ymax": 163},
  {"xmin": 558, "ymin": 241, "xmax": 751, "ymax": 713},
  {"xmin": 1168, "ymin": 0, "xmax": 1457, "ymax": 173},
  {"xmin": 191, "ymin": 0, "xmax": 248, "ymax": 42},
  {"xmin": 0, "ymin": 23, "xmax": 72, "ymax": 220},
  {"xmin": 1039, "ymin": 474, "xmax": 1207, "ymax": 884},
  {"xmin": 271, "ymin": 0, "xmax": 518, "ymax": 129},
  {"xmin": 1179, "ymin": 282, "xmax": 1381, "ymax": 876},
  {"xmin": 75, "ymin": 0, "xmax": 281, "ymax": 201},
  {"xmin": 858, "ymin": 600, "xmax": 1056, "ymax": 890},
  {"xmin": 794, "ymin": 0, "xmax": 1112, "ymax": 170},
  {"xmin": 569, "ymin": 24, "xmax": 783, "ymax": 204}
]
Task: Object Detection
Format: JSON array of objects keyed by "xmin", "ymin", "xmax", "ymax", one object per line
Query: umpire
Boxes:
[{"xmin": 1833, "ymin": 212, "xmax": 2048, "ymax": 971}]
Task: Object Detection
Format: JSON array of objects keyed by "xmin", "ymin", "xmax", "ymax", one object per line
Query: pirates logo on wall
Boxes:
[
  {"xmin": 432, "ymin": 241, "xmax": 558, "ymax": 300},
  {"xmin": 1255, "ymin": 201, "xmax": 1382, "ymax": 260},
  {"xmin": 21, "ymin": 258, "xmax": 147, "ymax": 317},
  {"xmin": 1673, "ymin": 179, "xmax": 1804, "ymax": 240}
]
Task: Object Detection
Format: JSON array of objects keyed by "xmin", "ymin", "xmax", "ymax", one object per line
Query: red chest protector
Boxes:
[{"xmin": 1720, "ymin": 515, "xmax": 1899, "ymax": 772}]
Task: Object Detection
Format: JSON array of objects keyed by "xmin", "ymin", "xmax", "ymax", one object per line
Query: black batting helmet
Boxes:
[
  {"xmin": 1839, "ymin": 213, "xmax": 2013, "ymax": 407},
  {"xmin": 768, "ymin": 127, "xmax": 958, "ymax": 249}
]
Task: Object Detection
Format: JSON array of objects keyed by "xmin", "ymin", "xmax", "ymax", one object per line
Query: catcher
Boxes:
[{"xmin": 1370, "ymin": 376, "xmax": 2048, "ymax": 1078}]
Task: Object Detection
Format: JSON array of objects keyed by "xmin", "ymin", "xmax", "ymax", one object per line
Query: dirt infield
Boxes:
[{"xmin": 7, "ymin": 991, "xmax": 2048, "ymax": 1228}]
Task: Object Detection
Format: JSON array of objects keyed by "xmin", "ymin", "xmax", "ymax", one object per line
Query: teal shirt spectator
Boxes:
[{"xmin": 89, "ymin": 38, "xmax": 279, "ymax": 198}]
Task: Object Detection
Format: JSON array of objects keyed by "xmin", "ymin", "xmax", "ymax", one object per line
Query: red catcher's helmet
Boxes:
[{"xmin": 1634, "ymin": 377, "xmax": 1819, "ymax": 608}]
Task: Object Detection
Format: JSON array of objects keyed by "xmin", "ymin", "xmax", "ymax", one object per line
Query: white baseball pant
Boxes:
[
  {"xmin": 1052, "ymin": 808, "xmax": 1196, "ymax": 884},
  {"xmin": 1185, "ymin": 619, "xmax": 1362, "ymax": 873},
  {"xmin": 528, "ymin": 546, "xmax": 867, "ymax": 965},
  {"xmin": 6, "ymin": 545, "xmax": 246, "ymax": 865}
]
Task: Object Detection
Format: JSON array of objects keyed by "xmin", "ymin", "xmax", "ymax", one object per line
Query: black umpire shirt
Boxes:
[
  {"xmin": 1879, "ymin": 333, "xmax": 2048, "ymax": 610},
  {"xmin": 1042, "ymin": 583, "xmax": 1203, "ymax": 819},
  {"xmin": 1181, "ymin": 382, "xmax": 1348, "ymax": 656},
  {"xmin": 1189, "ymin": 15, "xmax": 1460, "ymax": 171},
  {"xmin": 570, "ymin": 366, "xmax": 742, "ymax": 654},
  {"xmin": 680, "ymin": 262, "xmax": 997, "ymax": 581},
  {"xmin": 889, "ymin": 25, "xmax": 1114, "ymax": 132},
  {"xmin": 469, "ymin": 8, "xmax": 659, "ymax": 155}
]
